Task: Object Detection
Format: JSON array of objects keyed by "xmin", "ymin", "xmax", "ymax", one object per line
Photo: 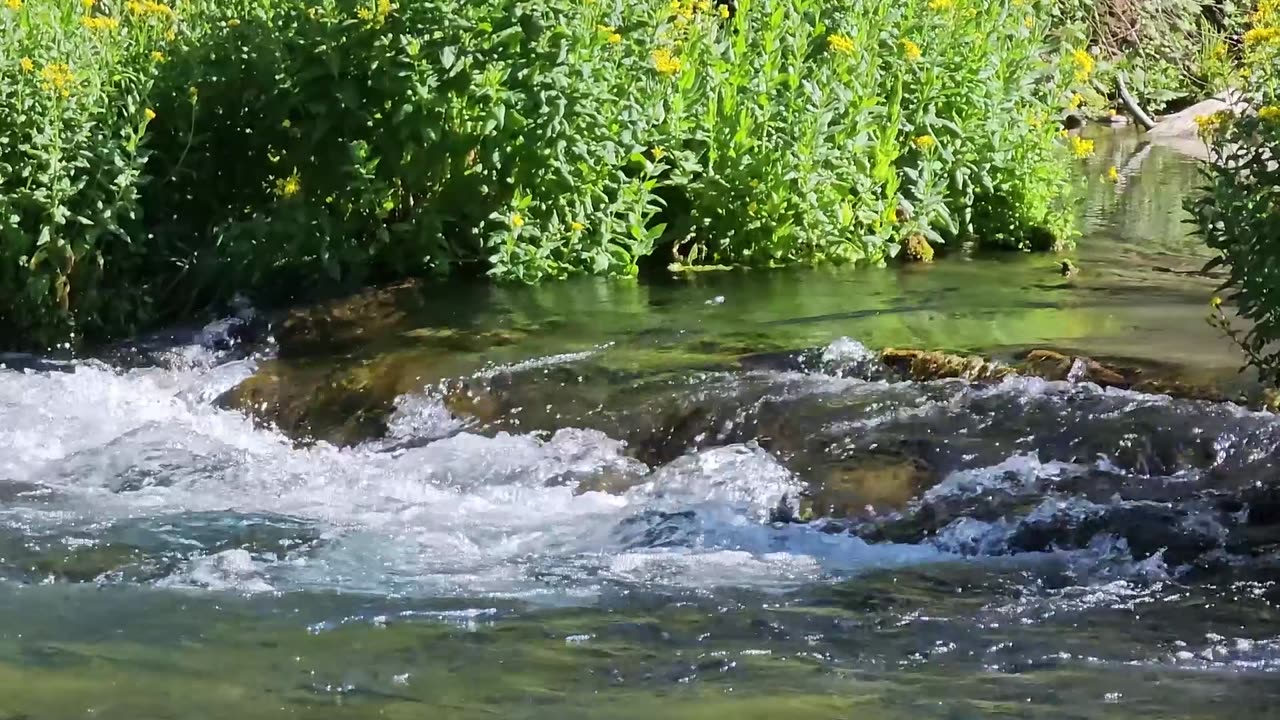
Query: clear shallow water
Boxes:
[{"xmin": 3, "ymin": 132, "xmax": 1279, "ymax": 718}]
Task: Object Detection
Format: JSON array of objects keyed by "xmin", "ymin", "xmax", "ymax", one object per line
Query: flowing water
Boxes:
[{"xmin": 3, "ymin": 130, "xmax": 1279, "ymax": 719}]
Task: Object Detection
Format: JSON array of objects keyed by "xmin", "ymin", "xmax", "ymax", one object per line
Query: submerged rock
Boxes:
[{"xmin": 801, "ymin": 453, "xmax": 937, "ymax": 520}]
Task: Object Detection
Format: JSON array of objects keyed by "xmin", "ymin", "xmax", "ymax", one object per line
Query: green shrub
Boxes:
[
  {"xmin": 0, "ymin": 0, "xmax": 1089, "ymax": 349},
  {"xmin": 1053, "ymin": 0, "xmax": 1248, "ymax": 114},
  {"xmin": 0, "ymin": 0, "xmax": 172, "ymax": 346},
  {"xmin": 1193, "ymin": 0, "xmax": 1280, "ymax": 381}
]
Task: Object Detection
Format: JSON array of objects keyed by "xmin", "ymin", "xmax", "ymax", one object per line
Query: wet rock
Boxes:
[
  {"xmin": 1019, "ymin": 349, "xmax": 1127, "ymax": 386},
  {"xmin": 879, "ymin": 348, "xmax": 1014, "ymax": 382},
  {"xmin": 0, "ymin": 353, "xmax": 75, "ymax": 373},
  {"xmin": 28, "ymin": 543, "xmax": 153, "ymax": 583},
  {"xmin": 197, "ymin": 294, "xmax": 263, "ymax": 353},
  {"xmin": 218, "ymin": 351, "xmax": 450, "ymax": 445},
  {"xmin": 1009, "ymin": 501, "xmax": 1222, "ymax": 565},
  {"xmin": 901, "ymin": 234, "xmax": 935, "ymax": 263},
  {"xmin": 1244, "ymin": 484, "xmax": 1280, "ymax": 526},
  {"xmin": 802, "ymin": 453, "xmax": 938, "ymax": 519},
  {"xmin": 273, "ymin": 283, "xmax": 416, "ymax": 358}
]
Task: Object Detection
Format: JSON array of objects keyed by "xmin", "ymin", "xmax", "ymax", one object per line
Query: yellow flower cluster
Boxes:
[
  {"xmin": 1194, "ymin": 110, "xmax": 1232, "ymax": 137},
  {"xmin": 82, "ymin": 15, "xmax": 121, "ymax": 31},
  {"xmin": 652, "ymin": 47, "xmax": 681, "ymax": 75},
  {"xmin": 1068, "ymin": 93, "xmax": 1084, "ymax": 110},
  {"xmin": 902, "ymin": 39, "xmax": 922, "ymax": 61},
  {"xmin": 356, "ymin": 0, "xmax": 393, "ymax": 25},
  {"xmin": 126, "ymin": 1, "xmax": 173, "ymax": 18},
  {"xmin": 827, "ymin": 34, "xmax": 855, "ymax": 55},
  {"xmin": 1069, "ymin": 135, "xmax": 1094, "ymax": 159},
  {"xmin": 40, "ymin": 62, "xmax": 74, "ymax": 98},
  {"xmin": 928, "ymin": 0, "xmax": 954, "ymax": 10},
  {"xmin": 19, "ymin": 57, "xmax": 33, "ymax": 73},
  {"xmin": 913, "ymin": 134, "xmax": 936, "ymax": 151},
  {"xmin": 1071, "ymin": 48, "xmax": 1094, "ymax": 83},
  {"xmin": 1252, "ymin": 0, "xmax": 1279, "ymax": 26},
  {"xmin": 5, "ymin": 0, "xmax": 21, "ymax": 11},
  {"xmin": 597, "ymin": 25, "xmax": 622, "ymax": 44},
  {"xmin": 1106, "ymin": 166, "xmax": 1120, "ymax": 182},
  {"xmin": 1259, "ymin": 105, "xmax": 1280, "ymax": 122},
  {"xmin": 274, "ymin": 170, "xmax": 302, "ymax": 199},
  {"xmin": 510, "ymin": 213, "xmax": 525, "ymax": 228},
  {"xmin": 1244, "ymin": 27, "xmax": 1280, "ymax": 46}
]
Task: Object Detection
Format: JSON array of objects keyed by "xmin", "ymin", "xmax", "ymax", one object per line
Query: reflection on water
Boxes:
[{"xmin": 1, "ymin": 130, "xmax": 1272, "ymax": 720}]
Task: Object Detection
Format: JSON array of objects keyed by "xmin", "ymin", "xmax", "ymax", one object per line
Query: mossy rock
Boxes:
[
  {"xmin": 901, "ymin": 234, "xmax": 935, "ymax": 263},
  {"xmin": 29, "ymin": 543, "xmax": 150, "ymax": 583},
  {"xmin": 802, "ymin": 453, "xmax": 938, "ymax": 520},
  {"xmin": 219, "ymin": 350, "xmax": 455, "ymax": 446},
  {"xmin": 879, "ymin": 348, "xmax": 1014, "ymax": 382}
]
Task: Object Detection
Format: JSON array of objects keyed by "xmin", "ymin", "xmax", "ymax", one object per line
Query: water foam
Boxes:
[{"xmin": 0, "ymin": 353, "xmax": 939, "ymax": 600}]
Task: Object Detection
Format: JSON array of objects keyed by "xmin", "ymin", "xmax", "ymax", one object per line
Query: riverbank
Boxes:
[{"xmin": 1, "ymin": 0, "xmax": 1091, "ymax": 349}]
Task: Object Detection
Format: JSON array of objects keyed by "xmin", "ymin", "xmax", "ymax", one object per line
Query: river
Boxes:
[{"xmin": 1, "ymin": 129, "xmax": 1278, "ymax": 719}]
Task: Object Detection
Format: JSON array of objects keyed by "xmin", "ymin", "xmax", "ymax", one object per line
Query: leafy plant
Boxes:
[
  {"xmin": 0, "ymin": 0, "xmax": 1090, "ymax": 349},
  {"xmin": 1192, "ymin": 0, "xmax": 1280, "ymax": 381}
]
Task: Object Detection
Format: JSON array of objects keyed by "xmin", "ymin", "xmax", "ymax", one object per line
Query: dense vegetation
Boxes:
[
  {"xmin": 1057, "ymin": 0, "xmax": 1246, "ymax": 114},
  {"xmin": 1194, "ymin": 0, "xmax": 1280, "ymax": 381},
  {"xmin": 1, "ymin": 0, "xmax": 1092, "ymax": 348}
]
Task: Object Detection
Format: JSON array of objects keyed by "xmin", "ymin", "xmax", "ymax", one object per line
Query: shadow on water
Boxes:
[{"xmin": 2, "ymin": 130, "xmax": 1275, "ymax": 720}]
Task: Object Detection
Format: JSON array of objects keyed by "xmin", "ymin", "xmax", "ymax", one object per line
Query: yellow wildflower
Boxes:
[
  {"xmin": 40, "ymin": 63, "xmax": 74, "ymax": 98},
  {"xmin": 1024, "ymin": 15, "xmax": 1034, "ymax": 28},
  {"xmin": 570, "ymin": 222, "xmax": 585, "ymax": 232},
  {"xmin": 82, "ymin": 15, "xmax": 121, "ymax": 31},
  {"xmin": 719, "ymin": 4, "xmax": 730, "ymax": 18},
  {"xmin": 1244, "ymin": 27, "xmax": 1280, "ymax": 46},
  {"xmin": 651, "ymin": 146, "xmax": 666, "ymax": 161},
  {"xmin": 151, "ymin": 50, "xmax": 165, "ymax": 62},
  {"xmin": 5, "ymin": 0, "xmax": 22, "ymax": 11},
  {"xmin": 1068, "ymin": 93, "xmax": 1084, "ymax": 110},
  {"xmin": 928, "ymin": 0, "xmax": 954, "ymax": 10},
  {"xmin": 511, "ymin": 213, "xmax": 525, "ymax": 228},
  {"xmin": 1194, "ymin": 110, "xmax": 1231, "ymax": 136},
  {"xmin": 274, "ymin": 170, "xmax": 302, "ymax": 199},
  {"xmin": 82, "ymin": 0, "xmax": 93, "ymax": 8},
  {"xmin": 1106, "ymin": 166, "xmax": 1119, "ymax": 182},
  {"xmin": 827, "ymin": 34, "xmax": 855, "ymax": 55},
  {"xmin": 144, "ymin": 108, "xmax": 157, "ymax": 121},
  {"xmin": 19, "ymin": 57, "xmax": 33, "ymax": 73},
  {"xmin": 226, "ymin": 18, "xmax": 240, "ymax": 27},
  {"xmin": 652, "ymin": 47, "xmax": 681, "ymax": 76},
  {"xmin": 126, "ymin": 1, "xmax": 141, "ymax": 13},
  {"xmin": 608, "ymin": 32, "xmax": 622, "ymax": 44},
  {"xmin": 902, "ymin": 39, "xmax": 922, "ymax": 62},
  {"xmin": 1211, "ymin": 296, "xmax": 1223, "ymax": 308},
  {"xmin": 1071, "ymin": 48, "xmax": 1094, "ymax": 82},
  {"xmin": 165, "ymin": 29, "xmax": 176, "ymax": 41},
  {"xmin": 597, "ymin": 24, "xmax": 615, "ymax": 33},
  {"xmin": 357, "ymin": 6, "xmax": 373, "ymax": 21},
  {"xmin": 1069, "ymin": 135, "xmax": 1094, "ymax": 159},
  {"xmin": 1259, "ymin": 105, "xmax": 1280, "ymax": 122},
  {"xmin": 913, "ymin": 134, "xmax": 936, "ymax": 151}
]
